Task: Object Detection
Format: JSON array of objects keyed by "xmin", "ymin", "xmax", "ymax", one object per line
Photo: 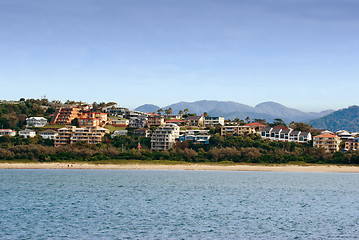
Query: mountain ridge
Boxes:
[{"xmin": 135, "ymin": 100, "xmax": 335, "ymax": 123}]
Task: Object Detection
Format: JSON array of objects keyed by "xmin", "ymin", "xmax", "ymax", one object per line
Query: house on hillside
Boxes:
[
  {"xmin": 185, "ymin": 116, "xmax": 204, "ymax": 127},
  {"xmin": 39, "ymin": 129, "xmax": 58, "ymax": 139},
  {"xmin": 19, "ymin": 129, "xmax": 36, "ymax": 138},
  {"xmin": 204, "ymin": 117, "xmax": 224, "ymax": 127},
  {"xmin": 26, "ymin": 117, "xmax": 48, "ymax": 128},
  {"xmin": 345, "ymin": 138, "xmax": 359, "ymax": 151},
  {"xmin": 0, "ymin": 129, "xmax": 16, "ymax": 137}
]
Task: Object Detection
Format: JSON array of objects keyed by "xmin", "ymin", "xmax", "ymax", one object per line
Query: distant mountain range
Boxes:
[
  {"xmin": 308, "ymin": 106, "xmax": 359, "ymax": 132},
  {"xmin": 135, "ymin": 100, "xmax": 335, "ymax": 123}
]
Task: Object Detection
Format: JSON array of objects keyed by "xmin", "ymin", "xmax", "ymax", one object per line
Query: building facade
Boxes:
[
  {"xmin": 26, "ymin": 117, "xmax": 48, "ymax": 128},
  {"xmin": 39, "ymin": 129, "xmax": 58, "ymax": 139},
  {"xmin": 0, "ymin": 129, "xmax": 16, "ymax": 137},
  {"xmin": 204, "ymin": 117, "xmax": 224, "ymax": 127},
  {"xmin": 313, "ymin": 134, "xmax": 341, "ymax": 152},
  {"xmin": 50, "ymin": 107, "xmax": 80, "ymax": 125},
  {"xmin": 345, "ymin": 138, "xmax": 359, "ymax": 151},
  {"xmin": 221, "ymin": 125, "xmax": 256, "ymax": 136},
  {"xmin": 19, "ymin": 129, "xmax": 36, "ymax": 138},
  {"xmin": 151, "ymin": 123, "xmax": 180, "ymax": 151}
]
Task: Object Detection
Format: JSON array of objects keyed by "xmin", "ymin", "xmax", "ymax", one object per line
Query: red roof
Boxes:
[{"xmin": 244, "ymin": 122, "xmax": 266, "ymax": 127}]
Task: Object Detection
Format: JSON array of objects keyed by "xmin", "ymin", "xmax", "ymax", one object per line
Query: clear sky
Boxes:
[{"xmin": 1, "ymin": 0, "xmax": 358, "ymax": 111}]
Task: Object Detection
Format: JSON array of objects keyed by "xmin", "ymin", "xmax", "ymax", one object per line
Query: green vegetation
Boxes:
[{"xmin": 1, "ymin": 133, "xmax": 358, "ymax": 165}]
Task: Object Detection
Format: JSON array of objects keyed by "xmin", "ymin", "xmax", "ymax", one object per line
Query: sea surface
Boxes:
[{"xmin": 0, "ymin": 169, "xmax": 359, "ymax": 239}]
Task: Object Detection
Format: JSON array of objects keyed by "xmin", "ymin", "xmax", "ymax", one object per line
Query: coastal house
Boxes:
[
  {"xmin": 39, "ymin": 129, "xmax": 58, "ymax": 139},
  {"xmin": 204, "ymin": 117, "xmax": 224, "ymax": 127},
  {"xmin": 129, "ymin": 116, "xmax": 148, "ymax": 128},
  {"xmin": 151, "ymin": 123, "xmax": 180, "ymax": 151},
  {"xmin": 260, "ymin": 127, "xmax": 312, "ymax": 144},
  {"xmin": 165, "ymin": 119, "xmax": 185, "ymax": 126},
  {"xmin": 104, "ymin": 105, "xmax": 128, "ymax": 117},
  {"xmin": 26, "ymin": 117, "xmax": 48, "ymax": 128},
  {"xmin": 179, "ymin": 129, "xmax": 211, "ymax": 144},
  {"xmin": 336, "ymin": 130, "xmax": 355, "ymax": 141},
  {"xmin": 185, "ymin": 115, "xmax": 204, "ymax": 127},
  {"xmin": 133, "ymin": 129, "xmax": 151, "ymax": 137},
  {"xmin": 313, "ymin": 134, "xmax": 341, "ymax": 152},
  {"xmin": 110, "ymin": 119, "xmax": 129, "ymax": 127},
  {"xmin": 0, "ymin": 129, "xmax": 16, "ymax": 137},
  {"xmin": 147, "ymin": 114, "xmax": 165, "ymax": 127},
  {"xmin": 112, "ymin": 130, "xmax": 128, "ymax": 137},
  {"xmin": 19, "ymin": 129, "xmax": 36, "ymax": 138}
]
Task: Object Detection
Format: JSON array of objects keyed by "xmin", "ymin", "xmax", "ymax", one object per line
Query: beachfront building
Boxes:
[
  {"xmin": 19, "ymin": 129, "xmax": 36, "ymax": 138},
  {"xmin": 185, "ymin": 116, "xmax": 204, "ymax": 127},
  {"xmin": 345, "ymin": 138, "xmax": 359, "ymax": 151},
  {"xmin": 179, "ymin": 129, "xmax": 211, "ymax": 144},
  {"xmin": 39, "ymin": 129, "xmax": 58, "ymax": 139},
  {"xmin": 50, "ymin": 107, "xmax": 80, "ymax": 125},
  {"xmin": 204, "ymin": 117, "xmax": 225, "ymax": 127},
  {"xmin": 71, "ymin": 126, "xmax": 109, "ymax": 145},
  {"xmin": 221, "ymin": 125, "xmax": 256, "ymax": 136},
  {"xmin": 313, "ymin": 134, "xmax": 341, "ymax": 152},
  {"xmin": 26, "ymin": 117, "xmax": 48, "ymax": 128},
  {"xmin": 0, "ymin": 129, "xmax": 16, "ymax": 137},
  {"xmin": 260, "ymin": 127, "xmax": 312, "ymax": 143},
  {"xmin": 151, "ymin": 123, "xmax": 180, "ymax": 151},
  {"xmin": 54, "ymin": 126, "xmax": 109, "ymax": 146}
]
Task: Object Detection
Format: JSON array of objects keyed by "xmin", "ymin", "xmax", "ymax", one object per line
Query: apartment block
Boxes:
[
  {"xmin": 151, "ymin": 123, "xmax": 180, "ymax": 151},
  {"xmin": 204, "ymin": 117, "xmax": 224, "ymax": 127},
  {"xmin": 345, "ymin": 138, "xmax": 359, "ymax": 151},
  {"xmin": 50, "ymin": 107, "xmax": 80, "ymax": 125},
  {"xmin": 147, "ymin": 115, "xmax": 165, "ymax": 127},
  {"xmin": 221, "ymin": 125, "xmax": 256, "ymax": 136},
  {"xmin": 260, "ymin": 127, "xmax": 312, "ymax": 143},
  {"xmin": 313, "ymin": 134, "xmax": 341, "ymax": 152},
  {"xmin": 54, "ymin": 126, "xmax": 109, "ymax": 146}
]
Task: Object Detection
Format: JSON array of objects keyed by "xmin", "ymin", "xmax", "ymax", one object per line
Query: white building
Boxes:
[
  {"xmin": 112, "ymin": 130, "xmax": 128, "ymax": 137},
  {"xmin": 336, "ymin": 130, "xmax": 355, "ymax": 141},
  {"xmin": 260, "ymin": 127, "xmax": 312, "ymax": 143},
  {"xmin": 19, "ymin": 129, "xmax": 36, "ymax": 138},
  {"xmin": 26, "ymin": 117, "xmax": 48, "ymax": 128},
  {"xmin": 204, "ymin": 117, "xmax": 225, "ymax": 127},
  {"xmin": 39, "ymin": 129, "xmax": 58, "ymax": 139},
  {"xmin": 0, "ymin": 129, "xmax": 16, "ymax": 137},
  {"xmin": 151, "ymin": 123, "xmax": 180, "ymax": 150}
]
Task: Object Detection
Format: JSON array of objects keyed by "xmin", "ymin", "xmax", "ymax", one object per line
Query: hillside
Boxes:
[{"xmin": 308, "ymin": 105, "xmax": 359, "ymax": 132}]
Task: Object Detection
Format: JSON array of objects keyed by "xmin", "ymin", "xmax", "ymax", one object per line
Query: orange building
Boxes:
[
  {"xmin": 313, "ymin": 134, "xmax": 341, "ymax": 152},
  {"xmin": 50, "ymin": 107, "xmax": 80, "ymax": 125}
]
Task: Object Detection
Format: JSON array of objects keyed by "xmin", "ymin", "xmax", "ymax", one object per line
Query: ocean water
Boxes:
[{"xmin": 0, "ymin": 170, "xmax": 359, "ymax": 239}]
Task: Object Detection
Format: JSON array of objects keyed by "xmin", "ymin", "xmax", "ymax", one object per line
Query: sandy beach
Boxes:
[{"xmin": 1, "ymin": 162, "xmax": 359, "ymax": 172}]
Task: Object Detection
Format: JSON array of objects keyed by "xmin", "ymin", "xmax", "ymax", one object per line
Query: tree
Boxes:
[
  {"xmin": 71, "ymin": 118, "xmax": 79, "ymax": 127},
  {"xmin": 184, "ymin": 108, "xmax": 189, "ymax": 115},
  {"xmin": 254, "ymin": 119, "xmax": 267, "ymax": 125},
  {"xmin": 245, "ymin": 116, "xmax": 250, "ymax": 123},
  {"xmin": 271, "ymin": 118, "xmax": 286, "ymax": 127},
  {"xmin": 157, "ymin": 108, "xmax": 163, "ymax": 115},
  {"xmin": 203, "ymin": 112, "xmax": 209, "ymax": 117},
  {"xmin": 289, "ymin": 122, "xmax": 312, "ymax": 132},
  {"xmin": 178, "ymin": 110, "xmax": 183, "ymax": 117}
]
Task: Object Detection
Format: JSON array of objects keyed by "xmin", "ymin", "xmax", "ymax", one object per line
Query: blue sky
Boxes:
[{"xmin": 0, "ymin": 0, "xmax": 358, "ymax": 111}]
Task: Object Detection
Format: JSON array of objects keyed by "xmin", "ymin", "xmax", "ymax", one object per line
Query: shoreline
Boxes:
[{"xmin": 1, "ymin": 162, "xmax": 359, "ymax": 173}]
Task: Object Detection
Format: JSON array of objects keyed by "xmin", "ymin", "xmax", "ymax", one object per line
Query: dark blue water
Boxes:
[{"xmin": 1, "ymin": 170, "xmax": 359, "ymax": 239}]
